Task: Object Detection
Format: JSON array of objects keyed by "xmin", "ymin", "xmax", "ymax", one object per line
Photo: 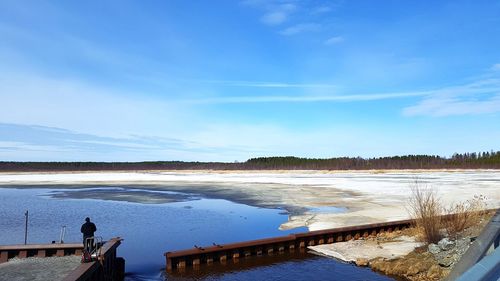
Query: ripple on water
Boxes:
[{"xmin": 0, "ymin": 187, "xmax": 389, "ymax": 281}]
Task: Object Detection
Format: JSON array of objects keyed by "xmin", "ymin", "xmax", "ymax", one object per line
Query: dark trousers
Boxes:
[{"xmin": 83, "ymin": 236, "xmax": 94, "ymax": 252}]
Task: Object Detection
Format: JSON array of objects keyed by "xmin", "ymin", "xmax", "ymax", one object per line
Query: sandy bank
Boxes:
[{"xmin": 0, "ymin": 170, "xmax": 498, "ymax": 231}]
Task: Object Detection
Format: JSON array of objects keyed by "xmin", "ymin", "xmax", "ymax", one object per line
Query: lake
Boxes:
[{"xmin": 0, "ymin": 185, "xmax": 392, "ymax": 280}]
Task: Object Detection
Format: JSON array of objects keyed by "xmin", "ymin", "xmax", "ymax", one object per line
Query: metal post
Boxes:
[
  {"xmin": 62, "ymin": 226, "xmax": 66, "ymax": 243},
  {"xmin": 24, "ymin": 210, "xmax": 28, "ymax": 245},
  {"xmin": 59, "ymin": 226, "xmax": 66, "ymax": 243}
]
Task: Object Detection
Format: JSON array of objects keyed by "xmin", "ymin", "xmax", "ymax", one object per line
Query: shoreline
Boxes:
[
  {"xmin": 0, "ymin": 170, "xmax": 498, "ymax": 232},
  {"xmin": 0, "ymin": 168, "xmax": 498, "ymax": 175}
]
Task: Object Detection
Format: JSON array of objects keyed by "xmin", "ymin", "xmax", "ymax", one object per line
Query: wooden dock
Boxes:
[
  {"xmin": 0, "ymin": 242, "xmax": 84, "ymax": 263},
  {"xmin": 0, "ymin": 238, "xmax": 124, "ymax": 281}
]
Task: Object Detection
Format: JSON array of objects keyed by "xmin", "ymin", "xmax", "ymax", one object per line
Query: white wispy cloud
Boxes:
[
  {"xmin": 185, "ymin": 75, "xmax": 500, "ymax": 117},
  {"xmin": 403, "ymin": 78, "xmax": 500, "ymax": 116},
  {"xmin": 280, "ymin": 23, "xmax": 321, "ymax": 35},
  {"xmin": 491, "ymin": 63, "xmax": 500, "ymax": 71},
  {"xmin": 194, "ymin": 79, "xmax": 337, "ymax": 88},
  {"xmin": 245, "ymin": 1, "xmax": 337, "ymax": 37},
  {"xmin": 184, "ymin": 91, "xmax": 429, "ymax": 104},
  {"xmin": 325, "ymin": 36, "xmax": 344, "ymax": 45},
  {"xmin": 0, "ymin": 72, "xmax": 191, "ymax": 138},
  {"xmin": 261, "ymin": 11, "xmax": 288, "ymax": 25},
  {"xmin": 404, "ymin": 96, "xmax": 500, "ymax": 117},
  {"xmin": 244, "ymin": 1, "xmax": 296, "ymax": 26},
  {"xmin": 260, "ymin": 3, "xmax": 296, "ymax": 25},
  {"xmin": 311, "ymin": 6, "xmax": 332, "ymax": 14}
]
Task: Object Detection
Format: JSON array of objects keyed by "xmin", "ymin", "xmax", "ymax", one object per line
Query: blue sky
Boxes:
[{"xmin": 1, "ymin": 0, "xmax": 499, "ymax": 162}]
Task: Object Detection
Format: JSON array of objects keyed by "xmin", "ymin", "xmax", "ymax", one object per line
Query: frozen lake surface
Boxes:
[
  {"xmin": 1, "ymin": 170, "xmax": 498, "ymax": 230},
  {"xmin": 1, "ymin": 170, "xmax": 498, "ymax": 280}
]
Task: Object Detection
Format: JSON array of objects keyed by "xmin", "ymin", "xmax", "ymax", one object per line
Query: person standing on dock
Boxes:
[{"xmin": 81, "ymin": 217, "xmax": 97, "ymax": 252}]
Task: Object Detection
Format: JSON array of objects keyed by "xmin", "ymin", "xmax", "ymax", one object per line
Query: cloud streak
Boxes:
[
  {"xmin": 243, "ymin": 1, "xmax": 297, "ymax": 26},
  {"xmin": 325, "ymin": 36, "xmax": 344, "ymax": 45},
  {"xmin": 184, "ymin": 91, "xmax": 429, "ymax": 104},
  {"xmin": 0, "ymin": 123, "xmax": 270, "ymax": 161},
  {"xmin": 280, "ymin": 23, "xmax": 321, "ymax": 35},
  {"xmin": 185, "ymin": 76, "xmax": 500, "ymax": 118},
  {"xmin": 261, "ymin": 11, "xmax": 288, "ymax": 25},
  {"xmin": 403, "ymin": 77, "xmax": 500, "ymax": 116},
  {"xmin": 0, "ymin": 123, "xmax": 193, "ymax": 153},
  {"xmin": 193, "ymin": 79, "xmax": 338, "ymax": 88}
]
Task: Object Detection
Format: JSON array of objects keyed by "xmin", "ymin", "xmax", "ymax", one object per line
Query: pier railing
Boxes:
[{"xmin": 62, "ymin": 237, "xmax": 124, "ymax": 281}]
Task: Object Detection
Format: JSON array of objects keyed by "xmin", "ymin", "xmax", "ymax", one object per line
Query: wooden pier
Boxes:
[
  {"xmin": 0, "ymin": 237, "xmax": 124, "ymax": 281},
  {"xmin": 0, "ymin": 242, "xmax": 84, "ymax": 263},
  {"xmin": 63, "ymin": 237, "xmax": 124, "ymax": 281}
]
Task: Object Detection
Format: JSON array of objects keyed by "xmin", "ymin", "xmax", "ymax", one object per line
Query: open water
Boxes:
[{"xmin": 0, "ymin": 186, "xmax": 393, "ymax": 280}]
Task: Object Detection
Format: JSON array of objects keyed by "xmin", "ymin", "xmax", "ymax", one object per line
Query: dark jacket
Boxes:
[{"xmin": 81, "ymin": 221, "xmax": 97, "ymax": 237}]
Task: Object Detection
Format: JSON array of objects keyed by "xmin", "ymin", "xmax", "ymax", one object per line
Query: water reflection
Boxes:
[
  {"xmin": 163, "ymin": 252, "xmax": 393, "ymax": 281},
  {"xmin": 0, "ymin": 186, "xmax": 392, "ymax": 281}
]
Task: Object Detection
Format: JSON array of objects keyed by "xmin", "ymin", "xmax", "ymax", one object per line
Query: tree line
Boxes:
[{"xmin": 0, "ymin": 151, "xmax": 499, "ymax": 171}]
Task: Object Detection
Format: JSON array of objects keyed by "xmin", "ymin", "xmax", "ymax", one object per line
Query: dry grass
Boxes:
[
  {"xmin": 442, "ymin": 195, "xmax": 487, "ymax": 239},
  {"xmin": 407, "ymin": 182, "xmax": 443, "ymax": 244},
  {"xmin": 407, "ymin": 180, "xmax": 490, "ymax": 244}
]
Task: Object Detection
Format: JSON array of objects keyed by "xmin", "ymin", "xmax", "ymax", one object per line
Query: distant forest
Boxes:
[{"xmin": 1, "ymin": 151, "xmax": 499, "ymax": 171}]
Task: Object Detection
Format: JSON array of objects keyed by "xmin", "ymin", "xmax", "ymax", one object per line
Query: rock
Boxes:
[
  {"xmin": 355, "ymin": 258, "xmax": 369, "ymax": 267},
  {"xmin": 406, "ymin": 260, "xmax": 429, "ymax": 276},
  {"xmin": 428, "ymin": 243, "xmax": 441, "ymax": 255},
  {"xmin": 426, "ymin": 264, "xmax": 444, "ymax": 280},
  {"xmin": 438, "ymin": 238, "xmax": 455, "ymax": 251},
  {"xmin": 437, "ymin": 255, "xmax": 454, "ymax": 267}
]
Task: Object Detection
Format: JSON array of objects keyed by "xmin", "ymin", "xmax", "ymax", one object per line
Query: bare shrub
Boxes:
[
  {"xmin": 407, "ymin": 181, "xmax": 443, "ymax": 244},
  {"xmin": 443, "ymin": 195, "xmax": 487, "ymax": 239}
]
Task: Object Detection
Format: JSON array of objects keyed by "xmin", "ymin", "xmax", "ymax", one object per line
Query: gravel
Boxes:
[{"xmin": 0, "ymin": 256, "xmax": 81, "ymax": 281}]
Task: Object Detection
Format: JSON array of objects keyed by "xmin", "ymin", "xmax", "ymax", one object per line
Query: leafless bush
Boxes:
[
  {"xmin": 407, "ymin": 181, "xmax": 443, "ymax": 244},
  {"xmin": 443, "ymin": 195, "xmax": 487, "ymax": 239}
]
